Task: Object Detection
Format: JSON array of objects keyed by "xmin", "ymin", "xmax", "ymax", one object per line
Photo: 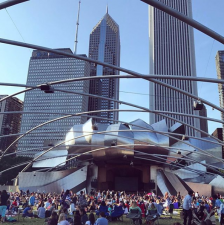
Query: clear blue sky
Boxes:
[{"xmin": 0, "ymin": 0, "xmax": 224, "ymax": 134}]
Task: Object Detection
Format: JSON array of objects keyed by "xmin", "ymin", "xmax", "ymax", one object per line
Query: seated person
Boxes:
[
  {"xmin": 111, "ymin": 204, "xmax": 124, "ymax": 220},
  {"xmin": 146, "ymin": 203, "xmax": 158, "ymax": 225},
  {"xmin": 129, "ymin": 201, "xmax": 142, "ymax": 215},
  {"xmin": 95, "ymin": 212, "xmax": 108, "ymax": 225},
  {"xmin": 173, "ymin": 199, "xmax": 179, "ymax": 209},
  {"xmin": 96, "ymin": 201, "xmax": 108, "ymax": 216},
  {"xmin": 23, "ymin": 206, "xmax": 33, "ymax": 218},
  {"xmin": 38, "ymin": 203, "xmax": 45, "ymax": 219},
  {"xmin": 127, "ymin": 201, "xmax": 142, "ymax": 221},
  {"xmin": 47, "ymin": 212, "xmax": 58, "ymax": 225}
]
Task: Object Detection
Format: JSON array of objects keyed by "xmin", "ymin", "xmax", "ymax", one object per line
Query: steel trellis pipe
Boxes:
[
  {"xmin": 3, "ymin": 74, "xmax": 224, "ymax": 88},
  {"xmin": 2, "ymin": 108, "xmax": 222, "ymax": 163},
  {"xmin": 2, "ymin": 110, "xmax": 223, "ymax": 169},
  {"xmin": 45, "ymin": 139, "xmax": 223, "ymax": 176},
  {"xmin": 2, "ymin": 93, "xmax": 222, "ymax": 160},
  {"xmin": 2, "ymin": 146, "xmax": 216, "ymax": 178},
  {"xmin": 0, "ymin": 38, "xmax": 224, "ymax": 116},
  {"xmin": 0, "ymin": 0, "xmax": 28, "ymax": 10},
  {"xmin": 18, "ymin": 127, "xmax": 223, "ymax": 176},
  {"xmin": 0, "ymin": 109, "xmax": 223, "ymax": 125},
  {"xmin": 55, "ymin": 88, "xmax": 222, "ymax": 144}
]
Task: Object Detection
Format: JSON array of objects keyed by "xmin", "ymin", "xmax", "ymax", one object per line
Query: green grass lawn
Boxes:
[{"xmin": 3, "ymin": 213, "xmax": 220, "ymax": 225}]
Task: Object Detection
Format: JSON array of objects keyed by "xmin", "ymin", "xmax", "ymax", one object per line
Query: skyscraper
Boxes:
[
  {"xmin": 216, "ymin": 50, "xmax": 224, "ymax": 140},
  {"xmin": 149, "ymin": 0, "xmax": 200, "ymax": 136},
  {"xmin": 17, "ymin": 49, "xmax": 90, "ymax": 157},
  {"xmin": 199, "ymin": 105, "xmax": 208, "ymax": 137},
  {"xmin": 0, "ymin": 95, "xmax": 23, "ymax": 154},
  {"xmin": 88, "ymin": 7, "xmax": 120, "ymax": 124}
]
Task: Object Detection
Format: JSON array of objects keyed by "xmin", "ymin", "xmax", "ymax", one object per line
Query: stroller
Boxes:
[{"xmin": 192, "ymin": 208, "xmax": 216, "ymax": 225}]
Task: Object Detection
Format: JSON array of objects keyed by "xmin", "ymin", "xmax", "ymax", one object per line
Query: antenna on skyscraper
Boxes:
[
  {"xmin": 74, "ymin": 1, "xmax": 81, "ymax": 54},
  {"xmin": 106, "ymin": 4, "xmax": 108, "ymax": 14}
]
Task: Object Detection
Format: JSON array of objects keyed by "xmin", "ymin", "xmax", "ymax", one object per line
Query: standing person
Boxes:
[
  {"xmin": 213, "ymin": 195, "xmax": 224, "ymax": 224},
  {"xmin": 79, "ymin": 191, "xmax": 87, "ymax": 208},
  {"xmin": 29, "ymin": 192, "xmax": 35, "ymax": 206},
  {"xmin": 183, "ymin": 190, "xmax": 193, "ymax": 225},
  {"xmin": 0, "ymin": 190, "xmax": 9, "ymax": 222}
]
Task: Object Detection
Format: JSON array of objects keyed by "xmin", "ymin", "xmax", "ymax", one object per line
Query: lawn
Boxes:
[{"xmin": 3, "ymin": 213, "xmax": 220, "ymax": 225}]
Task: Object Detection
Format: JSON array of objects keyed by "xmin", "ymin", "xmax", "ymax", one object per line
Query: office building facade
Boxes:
[
  {"xmin": 17, "ymin": 49, "xmax": 90, "ymax": 157},
  {"xmin": 149, "ymin": 0, "xmax": 200, "ymax": 136},
  {"xmin": 216, "ymin": 50, "xmax": 224, "ymax": 142},
  {"xmin": 199, "ymin": 105, "xmax": 208, "ymax": 137},
  {"xmin": 88, "ymin": 9, "xmax": 120, "ymax": 124},
  {"xmin": 0, "ymin": 95, "xmax": 23, "ymax": 154}
]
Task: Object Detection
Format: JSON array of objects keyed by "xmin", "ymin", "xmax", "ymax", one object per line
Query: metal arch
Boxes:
[
  {"xmin": 0, "ymin": 0, "xmax": 28, "ymax": 10},
  {"xmin": 0, "ymin": 109, "xmax": 224, "ymax": 126},
  {"xmin": 5, "ymin": 129, "xmax": 222, "ymax": 167},
  {"xmin": 46, "ymin": 139, "xmax": 223, "ymax": 176},
  {"xmin": 141, "ymin": 0, "xmax": 224, "ymax": 45},
  {"xmin": 2, "ymin": 128, "xmax": 223, "ymax": 151},
  {"xmin": 1, "ymin": 145, "xmax": 215, "ymax": 177},
  {"xmin": 3, "ymin": 74, "xmax": 224, "ymax": 88},
  {"xmin": 47, "ymin": 74, "xmax": 224, "ymax": 86},
  {"xmin": 2, "ymin": 108, "xmax": 223, "ymax": 164},
  {"xmin": 0, "ymin": 110, "xmax": 223, "ymax": 149},
  {"xmin": 2, "ymin": 109, "xmax": 223, "ymax": 168},
  {"xmin": 0, "ymin": 38, "xmax": 224, "ymax": 116},
  {"xmin": 0, "ymin": 87, "xmax": 34, "ymax": 104},
  {"xmin": 55, "ymin": 88, "xmax": 222, "ymax": 144},
  {"xmin": 2, "ymin": 92, "xmax": 222, "ymax": 159},
  {"xmin": 18, "ymin": 128, "xmax": 223, "ymax": 176}
]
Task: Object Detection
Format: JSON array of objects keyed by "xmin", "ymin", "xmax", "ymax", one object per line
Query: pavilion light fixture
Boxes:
[
  {"xmin": 40, "ymin": 84, "xmax": 54, "ymax": 93},
  {"xmin": 193, "ymin": 100, "xmax": 204, "ymax": 110}
]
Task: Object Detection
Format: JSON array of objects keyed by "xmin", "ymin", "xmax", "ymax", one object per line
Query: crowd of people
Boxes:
[{"xmin": 0, "ymin": 188, "xmax": 223, "ymax": 224}]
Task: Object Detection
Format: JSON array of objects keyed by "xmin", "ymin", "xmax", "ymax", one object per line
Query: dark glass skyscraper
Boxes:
[
  {"xmin": 149, "ymin": 0, "xmax": 200, "ymax": 136},
  {"xmin": 88, "ymin": 8, "xmax": 120, "ymax": 124}
]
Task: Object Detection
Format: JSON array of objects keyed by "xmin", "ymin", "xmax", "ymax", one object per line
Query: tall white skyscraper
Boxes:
[
  {"xmin": 17, "ymin": 49, "xmax": 90, "ymax": 157},
  {"xmin": 149, "ymin": 0, "xmax": 200, "ymax": 136}
]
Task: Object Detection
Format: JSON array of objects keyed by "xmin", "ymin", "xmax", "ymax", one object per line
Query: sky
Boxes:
[{"xmin": 0, "ymin": 0, "xmax": 224, "ymax": 134}]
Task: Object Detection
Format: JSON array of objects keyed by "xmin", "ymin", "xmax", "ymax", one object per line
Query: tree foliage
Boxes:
[{"xmin": 0, "ymin": 156, "xmax": 31, "ymax": 185}]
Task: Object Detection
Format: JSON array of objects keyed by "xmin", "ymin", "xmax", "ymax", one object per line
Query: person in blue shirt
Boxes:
[
  {"xmin": 213, "ymin": 195, "xmax": 224, "ymax": 224},
  {"xmin": 29, "ymin": 193, "xmax": 35, "ymax": 206},
  {"xmin": 183, "ymin": 190, "xmax": 193, "ymax": 225},
  {"xmin": 95, "ymin": 212, "xmax": 108, "ymax": 225},
  {"xmin": 23, "ymin": 206, "xmax": 34, "ymax": 218}
]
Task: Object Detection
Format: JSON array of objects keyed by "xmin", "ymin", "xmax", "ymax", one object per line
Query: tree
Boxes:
[{"xmin": 0, "ymin": 156, "xmax": 31, "ymax": 185}]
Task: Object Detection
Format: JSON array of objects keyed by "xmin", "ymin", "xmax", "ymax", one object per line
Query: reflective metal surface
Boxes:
[{"xmin": 19, "ymin": 166, "xmax": 87, "ymax": 193}]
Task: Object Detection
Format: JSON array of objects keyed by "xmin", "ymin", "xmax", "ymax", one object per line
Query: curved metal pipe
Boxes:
[
  {"xmin": 0, "ymin": 0, "xmax": 28, "ymax": 10},
  {"xmin": 19, "ymin": 128, "xmax": 223, "ymax": 176},
  {"xmin": 1, "ymin": 145, "xmax": 212, "ymax": 177},
  {"xmin": 2, "ymin": 110, "xmax": 223, "ymax": 168},
  {"xmin": 0, "ymin": 38, "xmax": 223, "ymax": 116},
  {"xmin": 55, "ymin": 88, "xmax": 222, "ymax": 144},
  {"xmin": 2, "ymin": 109, "xmax": 222, "ymax": 165},
  {"xmin": 2, "ymin": 104, "xmax": 221, "ymax": 160},
  {"xmin": 2, "ymin": 74, "xmax": 224, "ymax": 88},
  {"xmin": 47, "ymin": 140, "xmax": 223, "ymax": 176},
  {"xmin": 0, "ymin": 109, "xmax": 223, "ymax": 126}
]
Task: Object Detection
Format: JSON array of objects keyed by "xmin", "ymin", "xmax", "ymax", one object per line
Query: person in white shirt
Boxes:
[{"xmin": 183, "ymin": 190, "xmax": 193, "ymax": 225}]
